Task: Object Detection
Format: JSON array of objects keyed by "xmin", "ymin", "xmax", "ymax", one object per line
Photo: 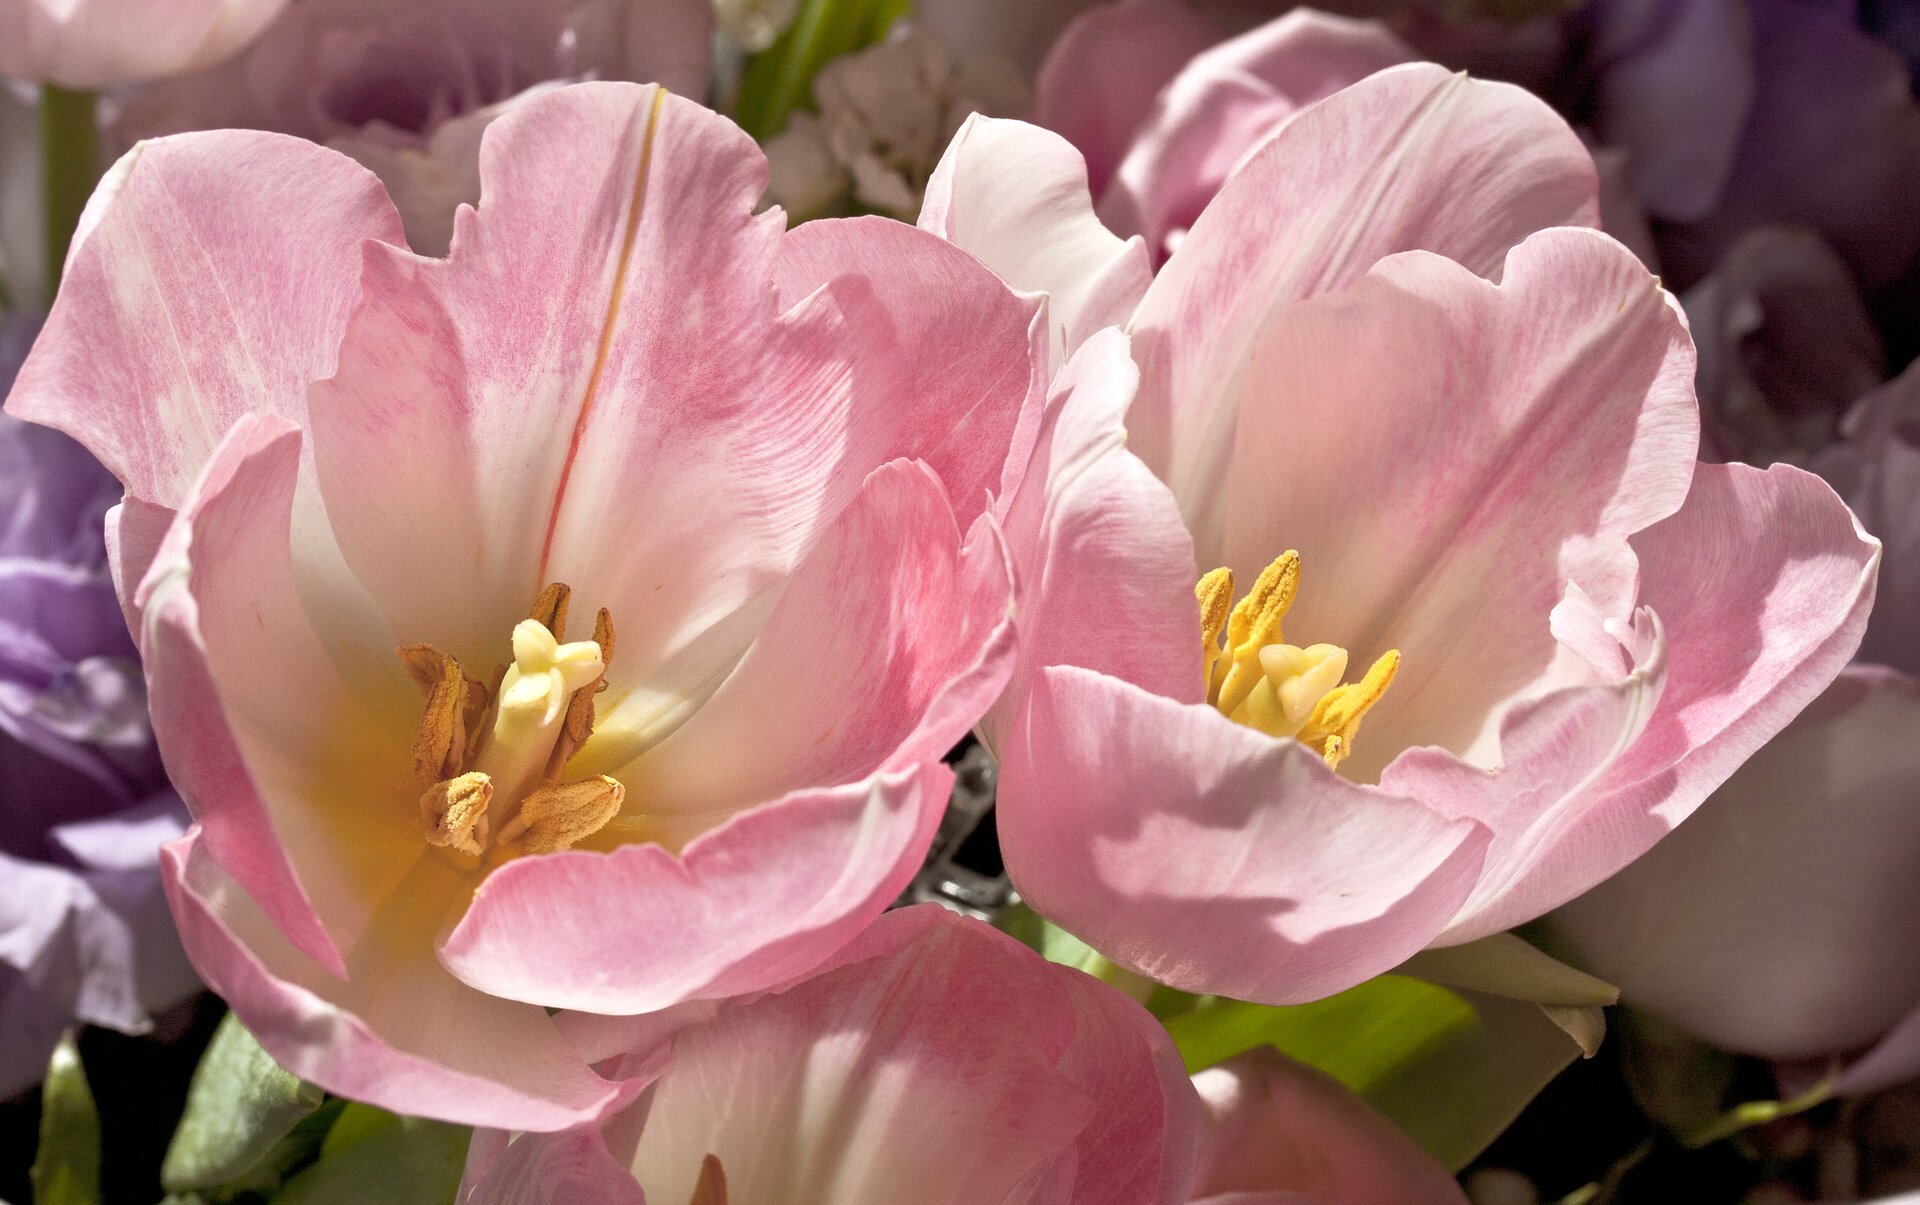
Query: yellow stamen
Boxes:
[
  {"xmin": 1196, "ymin": 568, "xmax": 1234, "ymax": 692},
  {"xmin": 496, "ymin": 775, "xmax": 625, "ymax": 855},
  {"xmin": 1297, "ymin": 650, "xmax": 1400, "ymax": 768},
  {"xmin": 420, "ymin": 772, "xmax": 493, "ymax": 855},
  {"xmin": 1198, "ymin": 552, "xmax": 1399, "ymax": 770},
  {"xmin": 1214, "ymin": 552, "xmax": 1300, "ymax": 715},
  {"xmin": 688, "ymin": 1156, "xmax": 728, "ymax": 1205}
]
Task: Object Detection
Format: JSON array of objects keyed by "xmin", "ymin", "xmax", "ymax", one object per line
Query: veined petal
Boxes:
[
  {"xmin": 996, "ymin": 665, "xmax": 1490, "ymax": 1004},
  {"xmin": 163, "ymin": 830, "xmax": 628, "ymax": 1131},
  {"xmin": 1442, "ymin": 461, "xmax": 1879, "ymax": 942},
  {"xmin": 1126, "ymin": 62, "xmax": 1598, "ymax": 517},
  {"xmin": 441, "ymin": 764, "xmax": 951, "ymax": 1014},
  {"xmin": 920, "ymin": 115, "xmax": 1153, "ymax": 369},
  {"xmin": 614, "ymin": 458, "xmax": 1014, "ymax": 814},
  {"xmin": 982, "ymin": 328, "xmax": 1200, "ymax": 755},
  {"xmin": 1216, "ymin": 229, "xmax": 1697, "ymax": 779},
  {"xmin": 467, "ymin": 907, "xmax": 1201, "ymax": 1205},
  {"xmin": 1101, "ymin": 9, "xmax": 1418, "ymax": 259},
  {"xmin": 6, "ymin": 130, "xmax": 402, "ymax": 506}
]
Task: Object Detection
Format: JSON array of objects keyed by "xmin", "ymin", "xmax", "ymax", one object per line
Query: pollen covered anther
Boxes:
[
  {"xmin": 399, "ymin": 643, "xmax": 480, "ymax": 784},
  {"xmin": 1198, "ymin": 552, "xmax": 1399, "ymax": 770},
  {"xmin": 421, "ymin": 772, "xmax": 493, "ymax": 856},
  {"xmin": 495, "ymin": 775, "xmax": 625, "ymax": 855}
]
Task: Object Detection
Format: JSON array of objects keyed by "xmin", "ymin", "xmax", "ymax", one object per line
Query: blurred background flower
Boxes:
[
  {"xmin": 0, "ymin": 0, "xmax": 289, "ymax": 89},
  {"xmin": 0, "ymin": 313, "xmax": 196, "ymax": 1101}
]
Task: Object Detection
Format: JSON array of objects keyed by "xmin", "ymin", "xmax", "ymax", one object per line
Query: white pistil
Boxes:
[{"xmin": 473, "ymin": 619, "xmax": 605, "ymax": 809}]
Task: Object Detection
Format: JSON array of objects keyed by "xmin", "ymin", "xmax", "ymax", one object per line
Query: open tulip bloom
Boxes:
[
  {"xmin": 4, "ymin": 81, "xmax": 1047, "ymax": 1128},
  {"xmin": 923, "ymin": 61, "xmax": 1880, "ymax": 1005}
]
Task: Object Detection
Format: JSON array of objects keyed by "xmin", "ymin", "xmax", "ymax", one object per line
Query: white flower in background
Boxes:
[
  {"xmin": 763, "ymin": 27, "xmax": 1028, "ymax": 221},
  {"xmin": 712, "ymin": 0, "xmax": 802, "ymax": 52}
]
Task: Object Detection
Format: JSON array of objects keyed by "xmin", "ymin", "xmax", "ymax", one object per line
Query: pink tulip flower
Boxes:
[
  {"xmin": 4, "ymin": 81, "xmax": 1043, "ymax": 1128},
  {"xmin": 0, "ymin": 0, "xmax": 288, "ymax": 88},
  {"xmin": 922, "ymin": 62, "xmax": 1879, "ymax": 1006},
  {"xmin": 458, "ymin": 905, "xmax": 1468, "ymax": 1205},
  {"xmin": 111, "ymin": 0, "xmax": 715, "ymax": 255}
]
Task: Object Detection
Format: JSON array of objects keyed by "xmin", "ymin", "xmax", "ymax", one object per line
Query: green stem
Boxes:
[{"xmin": 41, "ymin": 84, "xmax": 99, "ymax": 302}]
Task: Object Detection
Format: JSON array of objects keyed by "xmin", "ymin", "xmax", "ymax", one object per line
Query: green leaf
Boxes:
[
  {"xmin": 1366, "ymin": 988, "xmax": 1585, "ymax": 1170},
  {"xmin": 1399, "ymin": 932, "xmax": 1617, "ymax": 1008},
  {"xmin": 162, "ymin": 1013, "xmax": 329, "ymax": 1192},
  {"xmin": 1162, "ymin": 974, "xmax": 1477, "ymax": 1084},
  {"xmin": 31, "ymin": 1033, "xmax": 101, "ymax": 1205},
  {"xmin": 271, "ymin": 1105, "xmax": 470, "ymax": 1205},
  {"xmin": 732, "ymin": 0, "xmax": 913, "ymax": 141}
]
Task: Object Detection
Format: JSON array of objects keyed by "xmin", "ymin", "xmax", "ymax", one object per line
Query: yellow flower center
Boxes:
[
  {"xmin": 401, "ymin": 583, "xmax": 626, "ymax": 863},
  {"xmin": 1197, "ymin": 551, "xmax": 1399, "ymax": 769}
]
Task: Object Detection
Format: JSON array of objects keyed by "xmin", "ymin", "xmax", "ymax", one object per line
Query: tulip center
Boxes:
[
  {"xmin": 401, "ymin": 583, "xmax": 626, "ymax": 862},
  {"xmin": 1197, "ymin": 551, "xmax": 1399, "ymax": 769}
]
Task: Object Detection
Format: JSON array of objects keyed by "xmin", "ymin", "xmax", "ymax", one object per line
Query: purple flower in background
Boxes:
[{"xmin": 0, "ymin": 315, "xmax": 196, "ymax": 1099}]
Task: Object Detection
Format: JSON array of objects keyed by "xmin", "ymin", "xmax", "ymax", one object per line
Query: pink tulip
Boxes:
[
  {"xmin": 922, "ymin": 63, "xmax": 1879, "ymax": 1005},
  {"xmin": 4, "ymin": 82, "xmax": 1044, "ymax": 1128},
  {"xmin": 111, "ymin": 0, "xmax": 715, "ymax": 255},
  {"xmin": 458, "ymin": 906, "xmax": 1466, "ymax": 1205},
  {"xmin": 0, "ymin": 0, "xmax": 289, "ymax": 88}
]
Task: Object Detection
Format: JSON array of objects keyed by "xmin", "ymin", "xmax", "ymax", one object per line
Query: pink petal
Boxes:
[
  {"xmin": 996, "ymin": 665, "xmax": 1490, "ymax": 1004},
  {"xmin": 919, "ymin": 115, "xmax": 1152, "ymax": 368},
  {"xmin": 309, "ymin": 86, "xmax": 1040, "ymax": 757},
  {"xmin": 981, "ymin": 329, "xmax": 1199, "ymax": 753},
  {"xmin": 1033, "ymin": 0, "xmax": 1223, "ymax": 194},
  {"xmin": 1189, "ymin": 1049, "xmax": 1469, "ymax": 1204},
  {"xmin": 1445, "ymin": 461, "xmax": 1880, "ymax": 941},
  {"xmin": 1125, "ymin": 62, "xmax": 1598, "ymax": 513},
  {"xmin": 6, "ymin": 130, "xmax": 403, "ymax": 505},
  {"xmin": 441, "ymin": 763, "xmax": 953, "ymax": 1014},
  {"xmin": 1552, "ymin": 667, "xmax": 1920, "ymax": 1066},
  {"xmin": 163, "ymin": 830, "xmax": 628, "ymax": 1130},
  {"xmin": 618, "ymin": 458, "xmax": 1014, "ymax": 813},
  {"xmin": 1214, "ymin": 228, "xmax": 1697, "ymax": 780},
  {"xmin": 473, "ymin": 906, "xmax": 1201, "ymax": 1205},
  {"xmin": 1836, "ymin": 358, "xmax": 1920, "ymax": 678},
  {"xmin": 462, "ymin": 1128, "xmax": 647, "ymax": 1205},
  {"xmin": 1101, "ymin": 9, "xmax": 1418, "ymax": 260},
  {"xmin": 0, "ymin": 0, "xmax": 289, "ymax": 88}
]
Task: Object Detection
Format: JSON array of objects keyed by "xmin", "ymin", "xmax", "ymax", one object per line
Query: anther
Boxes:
[
  {"xmin": 495, "ymin": 776, "xmax": 625, "ymax": 855},
  {"xmin": 399, "ymin": 644, "xmax": 481, "ymax": 784},
  {"xmin": 689, "ymin": 1156, "xmax": 728, "ymax": 1205},
  {"xmin": 421, "ymin": 772, "xmax": 493, "ymax": 856}
]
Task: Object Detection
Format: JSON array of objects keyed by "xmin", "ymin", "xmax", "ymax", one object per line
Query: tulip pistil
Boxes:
[
  {"xmin": 1197, "ymin": 552, "xmax": 1399, "ymax": 769},
  {"xmin": 402, "ymin": 583, "xmax": 625, "ymax": 860}
]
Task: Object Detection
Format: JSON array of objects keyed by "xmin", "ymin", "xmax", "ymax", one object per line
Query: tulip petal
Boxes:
[
  {"xmin": 163, "ymin": 830, "xmax": 626, "ymax": 1131},
  {"xmin": 614, "ymin": 458, "xmax": 1013, "ymax": 815},
  {"xmin": 1444, "ymin": 461, "xmax": 1879, "ymax": 941},
  {"xmin": 982, "ymin": 328, "xmax": 1200, "ymax": 752},
  {"xmin": 6, "ymin": 130, "xmax": 402, "ymax": 506},
  {"xmin": 1033, "ymin": 0, "xmax": 1224, "ymax": 194},
  {"xmin": 920, "ymin": 116, "xmax": 1153, "ymax": 368},
  {"xmin": 1100, "ymin": 9, "xmax": 1418, "ymax": 259},
  {"xmin": 997, "ymin": 665, "xmax": 1490, "ymax": 1004},
  {"xmin": 1553, "ymin": 667, "xmax": 1920, "ymax": 1066},
  {"xmin": 520, "ymin": 907, "xmax": 1200, "ymax": 1205},
  {"xmin": 1189, "ymin": 1049, "xmax": 1469, "ymax": 1203},
  {"xmin": 1126, "ymin": 62, "xmax": 1598, "ymax": 520},
  {"xmin": 1215, "ymin": 228, "xmax": 1697, "ymax": 779},
  {"xmin": 462, "ymin": 1128, "xmax": 648, "ymax": 1205},
  {"xmin": 442, "ymin": 763, "xmax": 951, "ymax": 1014}
]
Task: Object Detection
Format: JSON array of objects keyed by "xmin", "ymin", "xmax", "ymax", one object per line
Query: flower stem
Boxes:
[{"xmin": 41, "ymin": 85, "xmax": 99, "ymax": 302}]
